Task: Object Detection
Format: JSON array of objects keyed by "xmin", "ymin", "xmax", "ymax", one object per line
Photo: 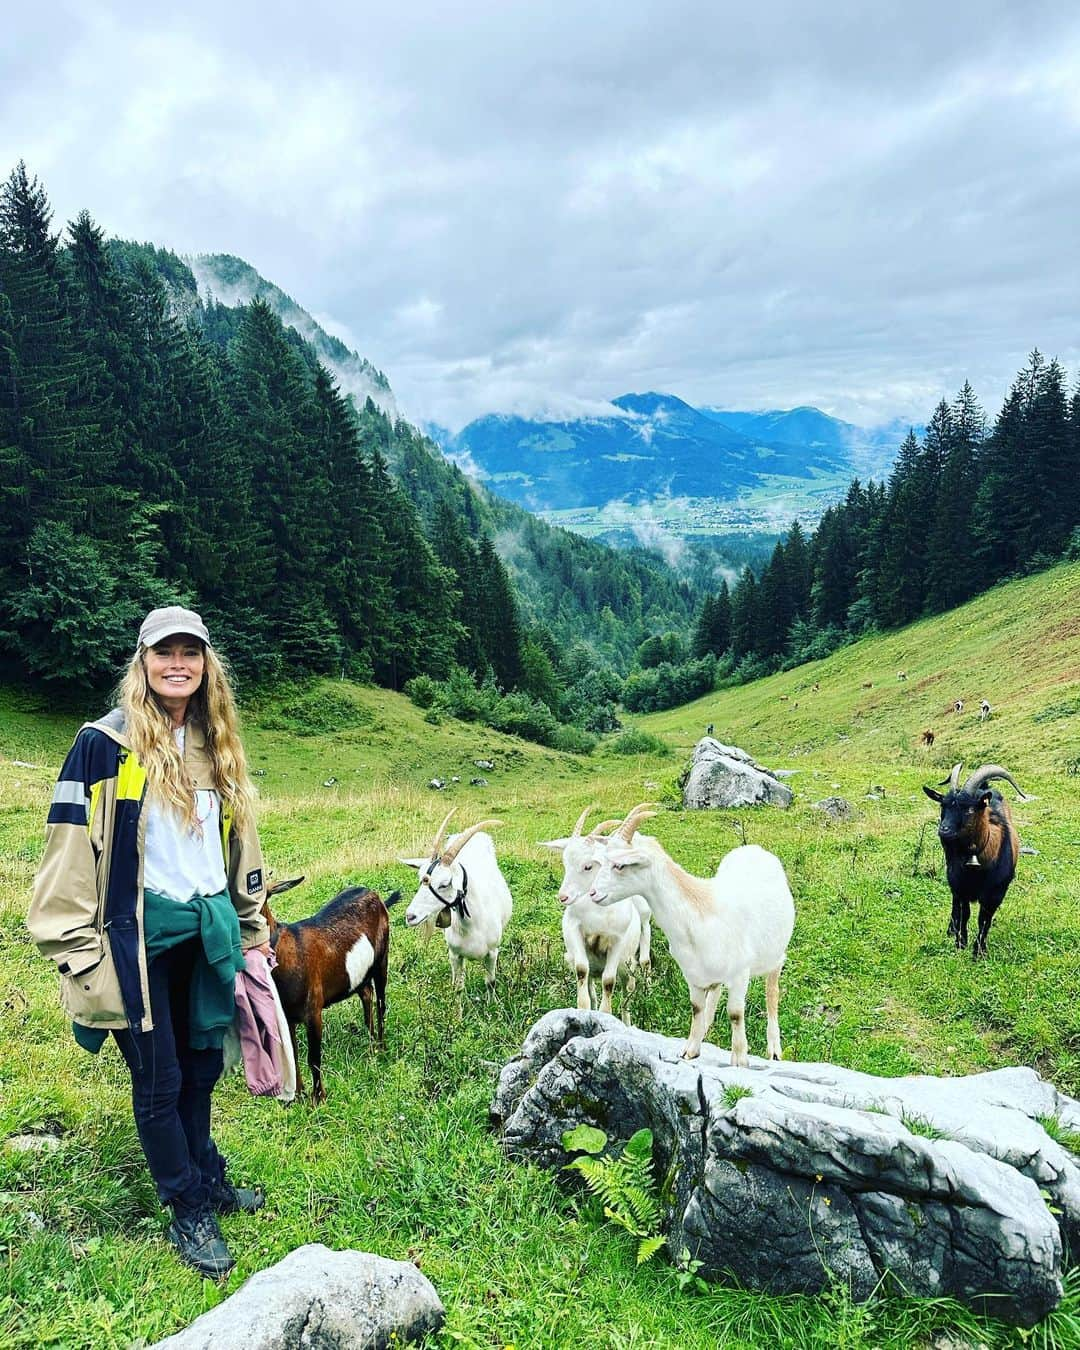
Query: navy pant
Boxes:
[{"xmin": 113, "ymin": 937, "xmax": 226, "ymax": 1216}]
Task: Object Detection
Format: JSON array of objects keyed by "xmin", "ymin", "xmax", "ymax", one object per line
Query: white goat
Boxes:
[
  {"xmin": 588, "ymin": 804, "xmax": 795, "ymax": 1065},
  {"xmin": 539, "ymin": 806, "xmax": 647, "ymax": 1016},
  {"xmin": 401, "ymin": 812, "xmax": 512, "ymax": 993}
]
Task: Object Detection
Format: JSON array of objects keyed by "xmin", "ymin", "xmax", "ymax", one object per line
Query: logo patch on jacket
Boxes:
[{"xmin": 246, "ymin": 868, "xmax": 263, "ymax": 895}]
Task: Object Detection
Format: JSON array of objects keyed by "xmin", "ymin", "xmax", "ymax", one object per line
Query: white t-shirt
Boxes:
[{"xmin": 142, "ymin": 726, "xmax": 229, "ymax": 902}]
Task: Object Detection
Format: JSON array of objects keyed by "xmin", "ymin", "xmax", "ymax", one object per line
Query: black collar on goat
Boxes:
[
  {"xmin": 922, "ymin": 763, "xmax": 1028, "ymax": 957},
  {"xmin": 421, "ymin": 858, "xmax": 470, "ymax": 919}
]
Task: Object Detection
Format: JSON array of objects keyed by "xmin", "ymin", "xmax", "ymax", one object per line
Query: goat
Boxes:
[
  {"xmin": 953, "ymin": 699, "xmax": 964, "ymax": 715},
  {"xmin": 539, "ymin": 806, "xmax": 649, "ymax": 1015},
  {"xmin": 861, "ymin": 681, "xmax": 873, "ymax": 689},
  {"xmin": 262, "ymin": 877, "xmax": 400, "ymax": 1102},
  {"xmin": 920, "ymin": 729, "xmax": 935, "ymax": 748},
  {"xmin": 922, "ymin": 763, "xmax": 1029, "ymax": 957},
  {"xmin": 897, "ymin": 671, "xmax": 908, "ymax": 681},
  {"xmin": 980, "ymin": 699, "xmax": 991, "ymax": 722},
  {"xmin": 706, "ymin": 723, "xmax": 715, "ymax": 736},
  {"xmin": 401, "ymin": 812, "xmax": 512, "ymax": 993},
  {"xmin": 588, "ymin": 805, "xmax": 795, "ymax": 1065}
]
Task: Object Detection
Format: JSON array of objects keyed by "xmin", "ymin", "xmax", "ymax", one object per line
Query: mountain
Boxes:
[
  {"xmin": 188, "ymin": 253, "xmax": 400, "ymax": 419},
  {"xmin": 703, "ymin": 405, "xmax": 917, "ymax": 481},
  {"xmin": 446, "ymin": 396, "xmax": 909, "ymax": 531},
  {"xmin": 111, "ymin": 241, "xmax": 699, "ymax": 667},
  {"xmin": 446, "ymin": 393, "xmax": 854, "ymax": 516}
]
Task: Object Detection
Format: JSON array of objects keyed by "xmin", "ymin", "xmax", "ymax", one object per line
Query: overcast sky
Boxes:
[{"xmin": 5, "ymin": 1, "xmax": 1080, "ymax": 431}]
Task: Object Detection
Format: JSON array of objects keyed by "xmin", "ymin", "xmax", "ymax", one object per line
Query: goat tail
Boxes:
[{"xmin": 383, "ymin": 889, "xmax": 403, "ymax": 909}]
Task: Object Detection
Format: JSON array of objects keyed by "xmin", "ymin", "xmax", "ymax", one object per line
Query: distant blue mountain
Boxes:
[{"xmin": 446, "ymin": 394, "xmax": 898, "ymax": 515}]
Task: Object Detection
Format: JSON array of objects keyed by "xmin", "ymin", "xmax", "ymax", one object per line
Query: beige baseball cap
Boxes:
[{"xmin": 138, "ymin": 606, "xmax": 212, "ymax": 650}]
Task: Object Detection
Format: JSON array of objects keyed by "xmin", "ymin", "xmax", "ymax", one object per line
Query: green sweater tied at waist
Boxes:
[{"xmin": 74, "ymin": 889, "xmax": 244, "ymax": 1053}]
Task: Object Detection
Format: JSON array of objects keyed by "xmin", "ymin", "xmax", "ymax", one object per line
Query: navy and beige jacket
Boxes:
[{"xmin": 27, "ymin": 710, "xmax": 270, "ymax": 1034}]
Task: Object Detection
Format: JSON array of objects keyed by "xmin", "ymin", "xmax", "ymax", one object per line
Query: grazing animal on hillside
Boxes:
[
  {"xmin": 920, "ymin": 729, "xmax": 936, "ymax": 748},
  {"xmin": 980, "ymin": 699, "xmax": 992, "ymax": 722},
  {"xmin": 539, "ymin": 806, "xmax": 651, "ymax": 1015},
  {"xmin": 861, "ymin": 681, "xmax": 873, "ymax": 689},
  {"xmin": 705, "ymin": 723, "xmax": 715, "ymax": 736},
  {"xmin": 897, "ymin": 671, "xmax": 908, "ymax": 681},
  {"xmin": 401, "ymin": 812, "xmax": 512, "ymax": 993},
  {"xmin": 588, "ymin": 804, "xmax": 795, "ymax": 1064},
  {"xmin": 263, "ymin": 877, "xmax": 399, "ymax": 1102},
  {"xmin": 922, "ymin": 763, "xmax": 1029, "ymax": 957},
  {"xmin": 953, "ymin": 699, "xmax": 964, "ymax": 715}
]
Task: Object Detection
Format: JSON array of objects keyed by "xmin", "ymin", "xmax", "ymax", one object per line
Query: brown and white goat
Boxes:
[
  {"xmin": 922, "ymin": 763, "xmax": 1028, "ymax": 957},
  {"xmin": 263, "ymin": 877, "xmax": 400, "ymax": 1102},
  {"xmin": 920, "ymin": 728, "xmax": 935, "ymax": 748}
]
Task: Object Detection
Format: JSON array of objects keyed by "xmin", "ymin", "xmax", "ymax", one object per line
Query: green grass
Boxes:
[{"xmin": 2, "ymin": 560, "xmax": 1080, "ymax": 1347}]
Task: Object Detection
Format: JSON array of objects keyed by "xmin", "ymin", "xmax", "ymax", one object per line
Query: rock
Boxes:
[
  {"xmin": 150, "ymin": 1243, "xmax": 444, "ymax": 1349},
  {"xmin": 428, "ymin": 778, "xmax": 446, "ymax": 790},
  {"xmin": 451, "ymin": 776, "xmax": 460, "ymax": 783},
  {"xmin": 811, "ymin": 796, "xmax": 854, "ymax": 821},
  {"xmin": 682, "ymin": 740, "xmax": 793, "ymax": 810},
  {"xmin": 492, "ymin": 1011, "xmax": 1080, "ymax": 1327},
  {"xmin": 474, "ymin": 759, "xmax": 494, "ymax": 771},
  {"xmin": 5, "ymin": 1133, "xmax": 62, "ymax": 1154}
]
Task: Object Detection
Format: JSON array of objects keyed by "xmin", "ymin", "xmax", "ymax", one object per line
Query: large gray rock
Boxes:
[
  {"xmin": 492, "ymin": 1011, "xmax": 1080, "ymax": 1327},
  {"xmin": 682, "ymin": 739, "xmax": 793, "ymax": 809},
  {"xmin": 151, "ymin": 1244, "xmax": 445, "ymax": 1349}
]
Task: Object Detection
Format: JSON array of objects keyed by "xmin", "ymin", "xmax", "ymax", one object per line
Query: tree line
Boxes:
[
  {"xmin": 0, "ymin": 163, "xmax": 696, "ymax": 717},
  {"xmin": 688, "ymin": 366, "xmax": 1080, "ymax": 686}
]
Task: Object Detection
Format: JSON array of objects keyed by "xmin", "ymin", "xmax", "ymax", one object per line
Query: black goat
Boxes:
[
  {"xmin": 263, "ymin": 878, "xmax": 401, "ymax": 1102},
  {"xmin": 922, "ymin": 763, "xmax": 1028, "ymax": 957}
]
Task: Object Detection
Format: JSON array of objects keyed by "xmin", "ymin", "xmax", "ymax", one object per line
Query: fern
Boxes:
[{"xmin": 563, "ymin": 1125, "xmax": 667, "ymax": 1264}]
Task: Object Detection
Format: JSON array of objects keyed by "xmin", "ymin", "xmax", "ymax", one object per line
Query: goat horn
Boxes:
[
  {"xmin": 615, "ymin": 802, "xmax": 658, "ymax": 842},
  {"xmin": 589, "ymin": 819, "xmax": 623, "ymax": 838},
  {"xmin": 939, "ymin": 763, "xmax": 963, "ymax": 791},
  {"xmin": 960, "ymin": 764, "xmax": 1030, "ymax": 800},
  {"xmin": 572, "ymin": 804, "xmax": 598, "ymax": 838},
  {"xmin": 430, "ymin": 809, "xmax": 456, "ymax": 857},
  {"xmin": 442, "ymin": 818, "xmax": 503, "ymax": 864}
]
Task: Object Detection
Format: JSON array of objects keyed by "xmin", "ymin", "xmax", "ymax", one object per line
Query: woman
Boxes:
[{"xmin": 28, "ymin": 606, "xmax": 271, "ymax": 1280}]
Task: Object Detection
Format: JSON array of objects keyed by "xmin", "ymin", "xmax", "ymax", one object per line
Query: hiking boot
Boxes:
[
  {"xmin": 167, "ymin": 1206, "xmax": 235, "ymax": 1279},
  {"xmin": 210, "ymin": 1179, "xmax": 265, "ymax": 1215}
]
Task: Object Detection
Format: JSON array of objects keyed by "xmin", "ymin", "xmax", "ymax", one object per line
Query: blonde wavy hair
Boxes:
[{"xmin": 117, "ymin": 642, "xmax": 255, "ymax": 835}]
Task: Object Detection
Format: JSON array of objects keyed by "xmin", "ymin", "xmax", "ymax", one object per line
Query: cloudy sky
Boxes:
[{"xmin": 5, "ymin": 1, "xmax": 1080, "ymax": 431}]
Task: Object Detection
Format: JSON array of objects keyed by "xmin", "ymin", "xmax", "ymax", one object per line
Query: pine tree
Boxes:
[{"xmin": 924, "ymin": 383, "xmax": 984, "ymax": 613}]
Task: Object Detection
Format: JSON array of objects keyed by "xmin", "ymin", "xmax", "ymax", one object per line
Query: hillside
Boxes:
[
  {"xmin": 2, "ymin": 563, "xmax": 1079, "ymax": 1347},
  {"xmin": 108, "ymin": 239, "xmax": 699, "ymax": 668}
]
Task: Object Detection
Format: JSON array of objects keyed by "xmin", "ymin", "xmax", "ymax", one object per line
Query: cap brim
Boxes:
[{"xmin": 141, "ymin": 626, "xmax": 210, "ymax": 648}]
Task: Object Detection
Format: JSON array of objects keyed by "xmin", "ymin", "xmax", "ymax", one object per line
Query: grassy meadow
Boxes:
[{"xmin": 2, "ymin": 560, "xmax": 1080, "ymax": 1348}]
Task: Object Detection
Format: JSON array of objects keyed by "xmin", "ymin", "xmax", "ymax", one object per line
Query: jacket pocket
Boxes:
[{"xmin": 60, "ymin": 937, "xmax": 126, "ymax": 1023}]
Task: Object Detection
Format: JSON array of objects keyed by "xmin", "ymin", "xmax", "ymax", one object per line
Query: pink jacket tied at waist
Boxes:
[{"xmin": 233, "ymin": 948, "xmax": 295, "ymax": 1100}]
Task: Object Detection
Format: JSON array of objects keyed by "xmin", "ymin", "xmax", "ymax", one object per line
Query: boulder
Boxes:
[
  {"xmin": 492, "ymin": 1011, "xmax": 1080, "ymax": 1327},
  {"xmin": 811, "ymin": 796, "xmax": 854, "ymax": 821},
  {"xmin": 151, "ymin": 1244, "xmax": 445, "ymax": 1349},
  {"xmin": 682, "ymin": 739, "xmax": 793, "ymax": 809}
]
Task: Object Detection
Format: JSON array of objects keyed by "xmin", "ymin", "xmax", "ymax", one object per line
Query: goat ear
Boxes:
[
  {"xmin": 266, "ymin": 875, "xmax": 304, "ymax": 896},
  {"xmin": 922, "ymin": 786, "xmax": 944, "ymax": 803},
  {"xmin": 612, "ymin": 848, "xmax": 648, "ymax": 867},
  {"xmin": 978, "ymin": 790, "xmax": 993, "ymax": 807},
  {"xmin": 398, "ymin": 857, "xmax": 428, "ymax": 870},
  {"xmin": 537, "ymin": 838, "xmax": 570, "ymax": 852}
]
